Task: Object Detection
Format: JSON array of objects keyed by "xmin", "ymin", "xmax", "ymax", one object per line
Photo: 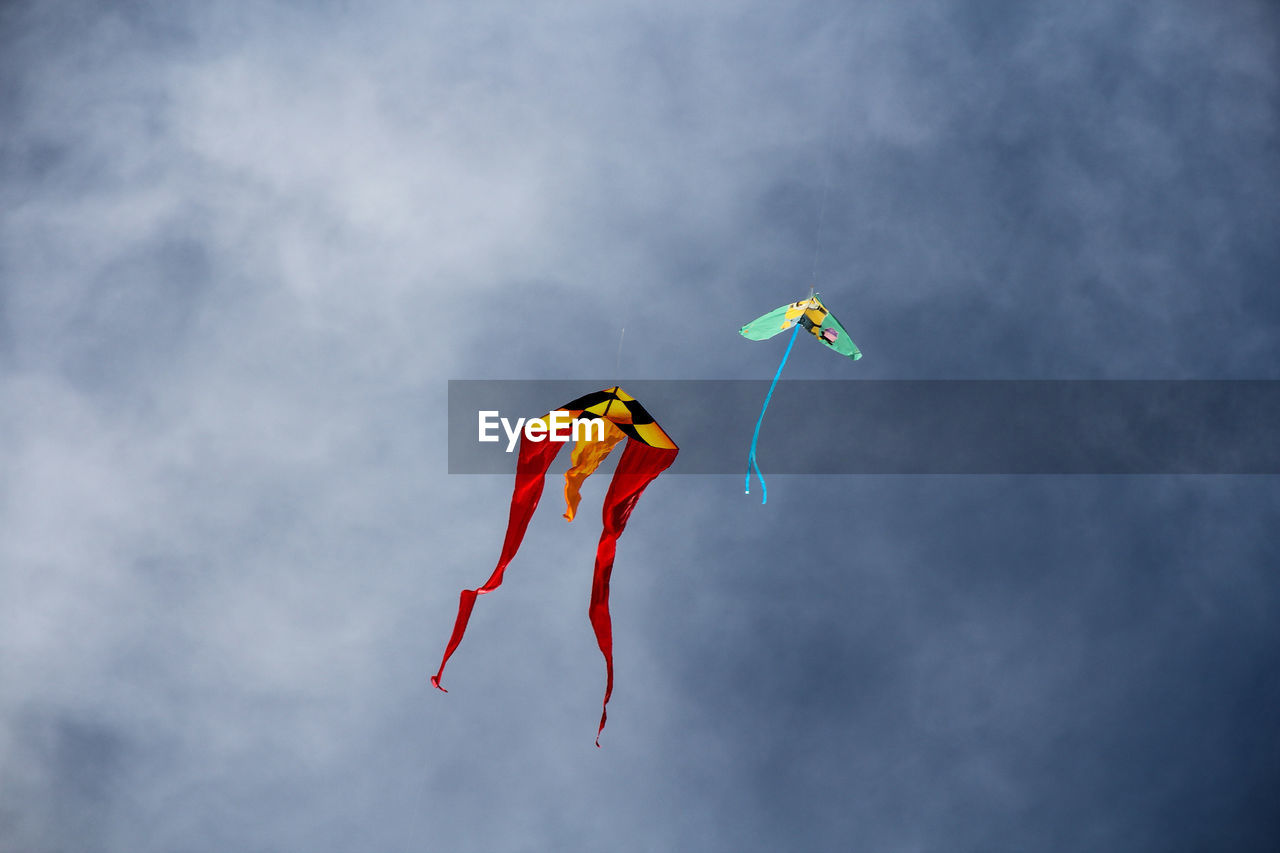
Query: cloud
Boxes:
[{"xmin": 2, "ymin": 1, "xmax": 1278, "ymax": 850}]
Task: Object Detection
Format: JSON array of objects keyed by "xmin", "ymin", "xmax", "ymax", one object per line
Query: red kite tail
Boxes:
[
  {"xmin": 589, "ymin": 440, "xmax": 678, "ymax": 745},
  {"xmin": 431, "ymin": 435, "xmax": 564, "ymax": 691}
]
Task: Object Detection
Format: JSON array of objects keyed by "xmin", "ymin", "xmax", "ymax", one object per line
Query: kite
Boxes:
[
  {"xmin": 431, "ymin": 386, "xmax": 678, "ymax": 746},
  {"xmin": 740, "ymin": 293, "xmax": 861, "ymax": 503}
]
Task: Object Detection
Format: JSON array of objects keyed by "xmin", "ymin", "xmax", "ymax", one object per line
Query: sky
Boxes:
[{"xmin": 2, "ymin": 1, "xmax": 1278, "ymax": 851}]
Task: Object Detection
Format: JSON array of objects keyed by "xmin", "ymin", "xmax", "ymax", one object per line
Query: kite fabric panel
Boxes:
[
  {"xmin": 430, "ymin": 386, "xmax": 677, "ymax": 746},
  {"xmin": 563, "ymin": 421, "xmax": 626, "ymax": 521},
  {"xmin": 738, "ymin": 303, "xmax": 794, "ymax": 342}
]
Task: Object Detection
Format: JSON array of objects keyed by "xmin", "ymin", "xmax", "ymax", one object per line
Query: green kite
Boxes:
[{"xmin": 740, "ymin": 294, "xmax": 862, "ymax": 502}]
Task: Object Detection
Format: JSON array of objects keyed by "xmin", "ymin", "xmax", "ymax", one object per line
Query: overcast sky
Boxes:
[{"xmin": 2, "ymin": 1, "xmax": 1278, "ymax": 851}]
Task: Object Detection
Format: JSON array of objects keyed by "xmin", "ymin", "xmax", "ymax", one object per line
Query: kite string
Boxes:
[
  {"xmin": 614, "ymin": 326, "xmax": 625, "ymax": 387},
  {"xmin": 807, "ymin": 119, "xmax": 837, "ymax": 288}
]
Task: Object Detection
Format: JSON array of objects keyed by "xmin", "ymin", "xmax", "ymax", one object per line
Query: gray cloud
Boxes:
[{"xmin": 2, "ymin": 1, "xmax": 1278, "ymax": 851}]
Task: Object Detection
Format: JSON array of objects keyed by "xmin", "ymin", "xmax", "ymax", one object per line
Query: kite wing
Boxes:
[
  {"xmin": 739, "ymin": 303, "xmax": 796, "ymax": 341},
  {"xmin": 431, "ymin": 386, "xmax": 677, "ymax": 746},
  {"xmin": 811, "ymin": 299, "xmax": 861, "ymax": 360}
]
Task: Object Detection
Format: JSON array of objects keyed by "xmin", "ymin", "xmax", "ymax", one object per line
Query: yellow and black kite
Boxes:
[{"xmin": 431, "ymin": 387, "xmax": 677, "ymax": 746}]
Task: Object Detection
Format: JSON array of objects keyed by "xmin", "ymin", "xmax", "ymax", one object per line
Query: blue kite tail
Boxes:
[{"xmin": 745, "ymin": 323, "xmax": 801, "ymax": 505}]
